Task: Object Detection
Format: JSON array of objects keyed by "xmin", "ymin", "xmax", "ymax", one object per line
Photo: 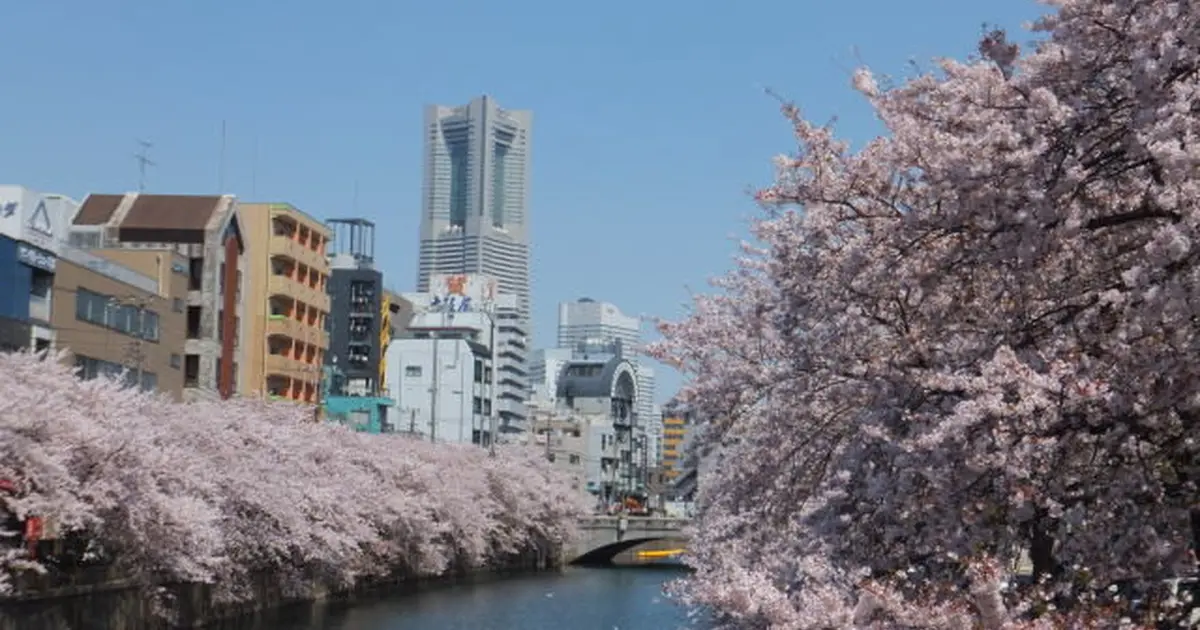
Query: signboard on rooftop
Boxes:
[
  {"xmin": 428, "ymin": 273, "xmax": 498, "ymax": 313},
  {"xmin": 0, "ymin": 186, "xmax": 72, "ymax": 256}
]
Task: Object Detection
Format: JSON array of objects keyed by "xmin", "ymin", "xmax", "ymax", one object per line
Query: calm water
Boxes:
[{"xmin": 257, "ymin": 565, "xmax": 705, "ymax": 630}]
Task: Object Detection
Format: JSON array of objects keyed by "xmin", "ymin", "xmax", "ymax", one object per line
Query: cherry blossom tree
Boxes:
[
  {"xmin": 0, "ymin": 350, "xmax": 585, "ymax": 610},
  {"xmin": 652, "ymin": 0, "xmax": 1199, "ymax": 627}
]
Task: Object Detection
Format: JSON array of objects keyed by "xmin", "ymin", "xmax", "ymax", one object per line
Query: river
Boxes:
[{"xmin": 253, "ymin": 564, "xmax": 705, "ymax": 630}]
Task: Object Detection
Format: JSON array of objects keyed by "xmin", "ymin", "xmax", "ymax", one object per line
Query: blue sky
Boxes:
[{"xmin": 0, "ymin": 0, "xmax": 1044, "ymax": 402}]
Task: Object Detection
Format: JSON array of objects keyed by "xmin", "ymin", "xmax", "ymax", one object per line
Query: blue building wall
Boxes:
[{"xmin": 0, "ymin": 235, "xmax": 32, "ymax": 322}]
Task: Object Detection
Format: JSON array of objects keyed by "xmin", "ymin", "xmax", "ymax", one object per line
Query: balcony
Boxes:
[
  {"xmin": 304, "ymin": 326, "xmax": 330, "ymax": 350},
  {"xmin": 267, "ymin": 274, "xmax": 329, "ymax": 312},
  {"xmin": 270, "ymin": 234, "xmax": 325, "ymax": 269},
  {"xmin": 266, "ymin": 315, "xmax": 302, "ymax": 340},
  {"xmin": 265, "ymin": 353, "xmax": 295, "ymax": 376}
]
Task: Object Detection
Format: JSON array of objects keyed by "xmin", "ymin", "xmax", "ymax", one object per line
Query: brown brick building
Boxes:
[{"xmin": 51, "ymin": 247, "xmax": 189, "ymax": 401}]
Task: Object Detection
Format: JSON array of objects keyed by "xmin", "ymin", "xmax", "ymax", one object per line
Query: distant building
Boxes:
[
  {"xmin": 556, "ymin": 298, "xmax": 656, "ymax": 431},
  {"xmin": 53, "ymin": 246, "xmax": 189, "ymax": 400},
  {"xmin": 67, "ymin": 193, "xmax": 245, "ymax": 401},
  {"xmin": 379, "ymin": 289, "xmax": 413, "ymax": 397},
  {"xmin": 529, "ymin": 347, "xmax": 572, "ymax": 405},
  {"xmin": 238, "ymin": 203, "xmax": 332, "ymax": 403},
  {"xmin": 556, "ymin": 355, "xmax": 648, "ymax": 506},
  {"xmin": 387, "ymin": 274, "xmax": 504, "ymax": 445},
  {"xmin": 325, "ymin": 218, "xmax": 385, "ymax": 396},
  {"xmin": 0, "ymin": 185, "xmax": 74, "ymax": 352},
  {"xmin": 418, "ymin": 96, "xmax": 533, "ymax": 432},
  {"xmin": 660, "ymin": 401, "xmax": 695, "ymax": 483}
]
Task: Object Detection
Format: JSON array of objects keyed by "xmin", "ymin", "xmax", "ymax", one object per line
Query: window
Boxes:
[
  {"xmin": 75, "ymin": 289, "xmax": 161, "ymax": 341},
  {"xmin": 172, "ymin": 298, "xmax": 184, "ymax": 313},
  {"xmin": 74, "ymin": 355, "xmax": 157, "ymax": 392},
  {"xmin": 405, "ymin": 365, "xmax": 422, "ymax": 377},
  {"xmin": 569, "ymin": 454, "xmax": 581, "ymax": 465},
  {"xmin": 170, "ymin": 354, "xmax": 182, "ymax": 369}
]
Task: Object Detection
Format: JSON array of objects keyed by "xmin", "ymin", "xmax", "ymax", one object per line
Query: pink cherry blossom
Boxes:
[
  {"xmin": 652, "ymin": 1, "xmax": 1199, "ymax": 627},
  {"xmin": 0, "ymin": 350, "xmax": 587, "ymax": 607}
]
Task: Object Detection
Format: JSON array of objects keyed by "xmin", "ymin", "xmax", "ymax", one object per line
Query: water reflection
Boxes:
[{"xmin": 236, "ymin": 565, "xmax": 701, "ymax": 630}]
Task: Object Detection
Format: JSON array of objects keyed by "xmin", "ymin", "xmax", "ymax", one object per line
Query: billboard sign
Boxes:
[
  {"xmin": 428, "ymin": 273, "xmax": 498, "ymax": 313},
  {"xmin": 0, "ymin": 186, "xmax": 70, "ymax": 256}
]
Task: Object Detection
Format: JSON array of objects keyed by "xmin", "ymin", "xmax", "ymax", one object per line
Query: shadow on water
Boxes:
[{"xmin": 218, "ymin": 564, "xmax": 708, "ymax": 630}]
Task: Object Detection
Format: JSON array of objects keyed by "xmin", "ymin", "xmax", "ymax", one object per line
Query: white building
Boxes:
[
  {"xmin": 555, "ymin": 355, "xmax": 648, "ymax": 506},
  {"xmin": 556, "ymin": 298, "xmax": 656, "ymax": 425},
  {"xmin": 529, "ymin": 347, "xmax": 571, "ymax": 405},
  {"xmin": 0, "ymin": 186, "xmax": 79, "ymax": 352},
  {"xmin": 386, "ymin": 277, "xmax": 508, "ymax": 446}
]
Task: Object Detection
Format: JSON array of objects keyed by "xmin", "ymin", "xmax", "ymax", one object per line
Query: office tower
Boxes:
[
  {"xmin": 418, "ymin": 95, "xmax": 532, "ymax": 433},
  {"xmin": 557, "ymin": 298, "xmax": 656, "ymax": 425},
  {"xmin": 238, "ymin": 203, "xmax": 332, "ymax": 403}
]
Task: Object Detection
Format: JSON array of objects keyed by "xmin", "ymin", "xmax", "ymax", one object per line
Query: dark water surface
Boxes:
[{"xmin": 257, "ymin": 565, "xmax": 703, "ymax": 630}]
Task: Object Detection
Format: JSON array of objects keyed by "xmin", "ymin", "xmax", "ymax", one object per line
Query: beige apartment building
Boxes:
[
  {"xmin": 51, "ymin": 246, "xmax": 189, "ymax": 401},
  {"xmin": 239, "ymin": 203, "xmax": 332, "ymax": 403}
]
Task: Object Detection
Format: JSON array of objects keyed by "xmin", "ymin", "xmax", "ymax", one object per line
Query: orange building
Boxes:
[{"xmin": 238, "ymin": 203, "xmax": 332, "ymax": 403}]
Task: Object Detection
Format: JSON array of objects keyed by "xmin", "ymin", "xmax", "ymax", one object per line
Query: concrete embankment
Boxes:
[{"xmin": 0, "ymin": 547, "xmax": 561, "ymax": 630}]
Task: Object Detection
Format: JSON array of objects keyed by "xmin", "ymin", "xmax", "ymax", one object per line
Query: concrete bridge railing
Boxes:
[{"xmin": 569, "ymin": 516, "xmax": 690, "ymax": 564}]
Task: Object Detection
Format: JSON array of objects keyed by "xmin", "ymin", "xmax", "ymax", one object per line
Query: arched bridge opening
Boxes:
[
  {"xmin": 570, "ymin": 515, "xmax": 690, "ymax": 565},
  {"xmin": 571, "ymin": 536, "xmax": 689, "ymax": 566}
]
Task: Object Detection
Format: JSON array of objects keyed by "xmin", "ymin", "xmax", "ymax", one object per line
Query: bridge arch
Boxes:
[{"xmin": 570, "ymin": 535, "xmax": 689, "ymax": 565}]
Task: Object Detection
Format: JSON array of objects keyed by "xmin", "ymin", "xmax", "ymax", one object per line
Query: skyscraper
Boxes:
[
  {"xmin": 418, "ymin": 96, "xmax": 532, "ymax": 317},
  {"xmin": 418, "ymin": 95, "xmax": 533, "ymax": 433}
]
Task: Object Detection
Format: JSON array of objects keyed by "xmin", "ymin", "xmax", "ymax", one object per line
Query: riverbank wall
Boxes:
[{"xmin": 0, "ymin": 546, "xmax": 561, "ymax": 630}]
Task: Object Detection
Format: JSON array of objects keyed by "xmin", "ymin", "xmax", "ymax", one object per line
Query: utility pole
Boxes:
[
  {"xmin": 488, "ymin": 309, "xmax": 498, "ymax": 457},
  {"xmin": 134, "ymin": 139, "xmax": 156, "ymax": 192},
  {"xmin": 428, "ymin": 301, "xmax": 443, "ymax": 444}
]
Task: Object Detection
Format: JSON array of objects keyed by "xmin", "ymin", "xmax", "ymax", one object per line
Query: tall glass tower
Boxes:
[
  {"xmin": 417, "ymin": 95, "xmax": 533, "ymax": 433},
  {"xmin": 418, "ymin": 95, "xmax": 532, "ymax": 317}
]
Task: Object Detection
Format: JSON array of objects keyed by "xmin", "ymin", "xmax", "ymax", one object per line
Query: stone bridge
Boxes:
[{"xmin": 569, "ymin": 515, "xmax": 690, "ymax": 565}]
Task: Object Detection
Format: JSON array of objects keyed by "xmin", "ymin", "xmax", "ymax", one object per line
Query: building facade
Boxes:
[
  {"xmin": 389, "ymin": 274, "xmax": 503, "ymax": 446},
  {"xmin": 52, "ymin": 246, "xmax": 189, "ymax": 400},
  {"xmin": 238, "ymin": 203, "xmax": 332, "ymax": 403},
  {"xmin": 0, "ymin": 186, "xmax": 78, "ymax": 353},
  {"xmin": 68, "ymin": 193, "xmax": 245, "ymax": 401},
  {"xmin": 555, "ymin": 355, "xmax": 648, "ymax": 506},
  {"xmin": 326, "ymin": 219, "xmax": 385, "ymax": 396},
  {"xmin": 379, "ymin": 289, "xmax": 413, "ymax": 397},
  {"xmin": 557, "ymin": 298, "xmax": 656, "ymax": 429},
  {"xmin": 418, "ymin": 96, "xmax": 533, "ymax": 432}
]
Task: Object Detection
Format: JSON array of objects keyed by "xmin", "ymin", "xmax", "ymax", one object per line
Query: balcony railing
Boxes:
[{"xmin": 266, "ymin": 314, "xmax": 302, "ymax": 340}]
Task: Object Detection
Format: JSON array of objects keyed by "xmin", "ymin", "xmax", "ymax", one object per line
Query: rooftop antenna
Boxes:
[{"xmin": 134, "ymin": 139, "xmax": 156, "ymax": 192}]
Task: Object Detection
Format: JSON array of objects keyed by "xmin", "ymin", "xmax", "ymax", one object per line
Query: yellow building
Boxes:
[
  {"xmin": 238, "ymin": 203, "xmax": 332, "ymax": 403},
  {"xmin": 661, "ymin": 415, "xmax": 690, "ymax": 479},
  {"xmin": 378, "ymin": 289, "xmax": 413, "ymax": 395}
]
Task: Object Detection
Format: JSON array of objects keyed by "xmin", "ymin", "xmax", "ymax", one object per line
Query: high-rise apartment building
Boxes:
[
  {"xmin": 238, "ymin": 203, "xmax": 332, "ymax": 403},
  {"xmin": 557, "ymin": 298, "xmax": 656, "ymax": 425},
  {"xmin": 418, "ymin": 95, "xmax": 533, "ymax": 433}
]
